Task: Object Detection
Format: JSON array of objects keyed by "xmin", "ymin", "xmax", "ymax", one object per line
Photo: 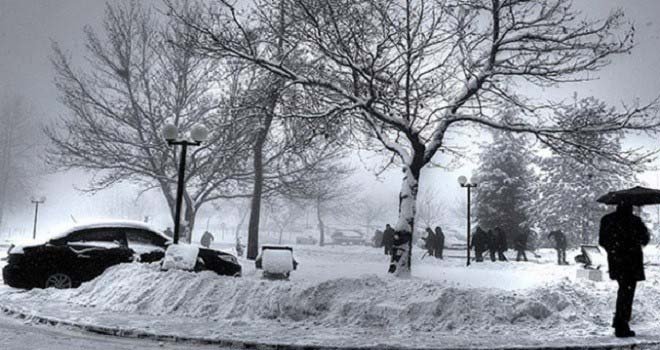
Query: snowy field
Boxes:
[{"xmin": 2, "ymin": 244, "xmax": 660, "ymax": 348}]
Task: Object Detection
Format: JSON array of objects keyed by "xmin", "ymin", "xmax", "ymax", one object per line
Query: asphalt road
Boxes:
[{"xmin": 0, "ymin": 312, "xmax": 236, "ymax": 350}]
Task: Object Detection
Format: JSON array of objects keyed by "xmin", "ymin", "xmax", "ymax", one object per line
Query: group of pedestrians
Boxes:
[
  {"xmin": 368, "ymin": 187, "xmax": 653, "ymax": 339},
  {"xmin": 421, "ymin": 226, "xmax": 445, "ymax": 259},
  {"xmin": 373, "ymin": 224, "xmax": 445, "ymax": 259},
  {"xmin": 470, "ymin": 226, "xmax": 514, "ymax": 262}
]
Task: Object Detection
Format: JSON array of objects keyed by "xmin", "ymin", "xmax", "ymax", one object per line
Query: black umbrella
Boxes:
[{"xmin": 596, "ymin": 186, "xmax": 660, "ymax": 206}]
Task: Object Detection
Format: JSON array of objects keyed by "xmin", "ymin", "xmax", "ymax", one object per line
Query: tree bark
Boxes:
[
  {"xmin": 316, "ymin": 197, "xmax": 325, "ymax": 246},
  {"xmin": 388, "ymin": 152, "xmax": 423, "ymax": 277},
  {"xmin": 247, "ymin": 114, "xmax": 274, "ymax": 259}
]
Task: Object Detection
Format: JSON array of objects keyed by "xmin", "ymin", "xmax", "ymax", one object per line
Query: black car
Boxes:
[
  {"xmin": 2, "ymin": 221, "xmax": 241, "ymax": 289},
  {"xmin": 330, "ymin": 230, "xmax": 367, "ymax": 245}
]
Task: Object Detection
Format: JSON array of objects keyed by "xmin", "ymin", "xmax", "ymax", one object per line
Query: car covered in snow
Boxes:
[
  {"xmin": 330, "ymin": 229, "xmax": 367, "ymax": 245},
  {"xmin": 295, "ymin": 235, "xmax": 318, "ymax": 245},
  {"xmin": 2, "ymin": 220, "xmax": 241, "ymax": 289}
]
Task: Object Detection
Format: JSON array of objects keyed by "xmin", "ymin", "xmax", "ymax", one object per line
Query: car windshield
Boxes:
[{"xmin": 51, "ymin": 228, "xmax": 127, "ymax": 246}]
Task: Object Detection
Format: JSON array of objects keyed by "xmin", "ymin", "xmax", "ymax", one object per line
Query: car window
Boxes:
[
  {"xmin": 125, "ymin": 229, "xmax": 167, "ymax": 248},
  {"xmin": 59, "ymin": 228, "xmax": 127, "ymax": 247}
]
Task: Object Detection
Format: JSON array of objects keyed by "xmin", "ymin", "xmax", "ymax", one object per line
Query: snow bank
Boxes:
[{"xmin": 9, "ymin": 261, "xmax": 660, "ymax": 338}]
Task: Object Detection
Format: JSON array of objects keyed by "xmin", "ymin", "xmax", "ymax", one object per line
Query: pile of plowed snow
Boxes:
[{"xmin": 9, "ymin": 262, "xmax": 660, "ymax": 335}]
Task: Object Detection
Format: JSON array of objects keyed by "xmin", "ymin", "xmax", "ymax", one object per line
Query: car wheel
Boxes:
[{"xmin": 45, "ymin": 272, "xmax": 74, "ymax": 289}]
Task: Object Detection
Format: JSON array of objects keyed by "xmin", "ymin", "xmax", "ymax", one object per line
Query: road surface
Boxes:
[{"xmin": 0, "ymin": 312, "xmax": 236, "ymax": 350}]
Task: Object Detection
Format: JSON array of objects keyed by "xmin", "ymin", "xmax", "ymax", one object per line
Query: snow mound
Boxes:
[
  {"xmin": 162, "ymin": 244, "xmax": 199, "ymax": 271},
  {"xmin": 10, "ymin": 262, "xmax": 660, "ymax": 337},
  {"xmin": 261, "ymin": 249, "xmax": 294, "ymax": 274}
]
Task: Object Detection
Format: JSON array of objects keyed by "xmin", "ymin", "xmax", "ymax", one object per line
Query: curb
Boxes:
[{"xmin": 0, "ymin": 303, "xmax": 658, "ymax": 350}]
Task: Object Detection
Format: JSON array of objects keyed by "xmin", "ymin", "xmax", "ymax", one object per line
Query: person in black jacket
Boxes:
[
  {"xmin": 513, "ymin": 231, "xmax": 528, "ymax": 262},
  {"xmin": 200, "ymin": 231, "xmax": 214, "ymax": 248},
  {"xmin": 382, "ymin": 224, "xmax": 395, "ymax": 255},
  {"xmin": 494, "ymin": 227, "xmax": 508, "ymax": 261},
  {"xmin": 599, "ymin": 203, "xmax": 649, "ymax": 338},
  {"xmin": 471, "ymin": 226, "xmax": 488, "ymax": 262},
  {"xmin": 421, "ymin": 227, "xmax": 436, "ymax": 256},
  {"xmin": 434, "ymin": 226, "xmax": 445, "ymax": 259},
  {"xmin": 486, "ymin": 229, "xmax": 497, "ymax": 262},
  {"xmin": 548, "ymin": 230, "xmax": 568, "ymax": 265}
]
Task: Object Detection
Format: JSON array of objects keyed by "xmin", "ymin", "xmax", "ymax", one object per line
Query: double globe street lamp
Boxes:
[
  {"xmin": 458, "ymin": 176, "xmax": 477, "ymax": 266},
  {"xmin": 163, "ymin": 124, "xmax": 209, "ymax": 244}
]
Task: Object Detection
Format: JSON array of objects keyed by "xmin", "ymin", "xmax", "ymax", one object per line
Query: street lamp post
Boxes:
[
  {"xmin": 458, "ymin": 176, "xmax": 477, "ymax": 266},
  {"xmin": 163, "ymin": 124, "xmax": 208, "ymax": 244},
  {"xmin": 30, "ymin": 196, "xmax": 46, "ymax": 240}
]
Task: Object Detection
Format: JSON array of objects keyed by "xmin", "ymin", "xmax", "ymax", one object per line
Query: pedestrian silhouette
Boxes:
[
  {"xmin": 599, "ymin": 204, "xmax": 649, "ymax": 338},
  {"xmin": 434, "ymin": 226, "xmax": 445, "ymax": 259},
  {"xmin": 382, "ymin": 224, "xmax": 395, "ymax": 256},
  {"xmin": 471, "ymin": 226, "xmax": 488, "ymax": 262},
  {"xmin": 487, "ymin": 229, "xmax": 497, "ymax": 262},
  {"xmin": 200, "ymin": 231, "xmax": 214, "ymax": 248},
  {"xmin": 513, "ymin": 231, "xmax": 528, "ymax": 262},
  {"xmin": 421, "ymin": 227, "xmax": 435, "ymax": 257},
  {"xmin": 494, "ymin": 227, "xmax": 508, "ymax": 261},
  {"xmin": 548, "ymin": 230, "xmax": 568, "ymax": 265}
]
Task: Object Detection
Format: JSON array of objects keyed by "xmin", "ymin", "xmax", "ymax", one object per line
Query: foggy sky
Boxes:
[{"xmin": 2, "ymin": 0, "xmax": 660, "ymax": 237}]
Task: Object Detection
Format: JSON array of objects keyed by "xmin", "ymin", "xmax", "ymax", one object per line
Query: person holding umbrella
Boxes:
[{"xmin": 597, "ymin": 186, "xmax": 658, "ymax": 338}]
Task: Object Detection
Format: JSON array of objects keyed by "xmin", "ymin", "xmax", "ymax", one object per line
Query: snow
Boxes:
[
  {"xmin": 47, "ymin": 219, "xmax": 168, "ymax": 241},
  {"xmin": 161, "ymin": 244, "xmax": 199, "ymax": 271},
  {"xmin": 261, "ymin": 249, "xmax": 295, "ymax": 274},
  {"xmin": 3, "ymin": 244, "xmax": 660, "ymax": 347}
]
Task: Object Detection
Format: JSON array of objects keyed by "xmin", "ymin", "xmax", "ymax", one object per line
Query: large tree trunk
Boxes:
[
  {"xmin": 388, "ymin": 157, "xmax": 423, "ymax": 277},
  {"xmin": 316, "ymin": 197, "xmax": 325, "ymax": 246},
  {"xmin": 247, "ymin": 114, "xmax": 274, "ymax": 260}
]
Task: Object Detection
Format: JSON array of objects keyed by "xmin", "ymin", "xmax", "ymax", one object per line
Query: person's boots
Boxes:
[
  {"xmin": 613, "ymin": 320, "xmax": 636, "ymax": 338},
  {"xmin": 615, "ymin": 327, "xmax": 636, "ymax": 338}
]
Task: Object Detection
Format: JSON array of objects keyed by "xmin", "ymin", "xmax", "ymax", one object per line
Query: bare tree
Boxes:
[
  {"xmin": 346, "ymin": 194, "xmax": 393, "ymax": 237},
  {"xmin": 415, "ymin": 187, "xmax": 450, "ymax": 230},
  {"xmin": 176, "ymin": 0, "xmax": 660, "ymax": 275},
  {"xmin": 46, "ymin": 2, "xmax": 254, "ymax": 241}
]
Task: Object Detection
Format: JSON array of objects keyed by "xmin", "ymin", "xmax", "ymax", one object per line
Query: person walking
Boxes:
[
  {"xmin": 434, "ymin": 226, "xmax": 445, "ymax": 259},
  {"xmin": 599, "ymin": 203, "xmax": 649, "ymax": 338},
  {"xmin": 548, "ymin": 230, "xmax": 568, "ymax": 265},
  {"xmin": 494, "ymin": 227, "xmax": 508, "ymax": 261},
  {"xmin": 471, "ymin": 226, "xmax": 488, "ymax": 262},
  {"xmin": 383, "ymin": 224, "xmax": 395, "ymax": 256},
  {"xmin": 200, "ymin": 231, "xmax": 215, "ymax": 248},
  {"xmin": 513, "ymin": 231, "xmax": 528, "ymax": 262},
  {"xmin": 421, "ymin": 227, "xmax": 436, "ymax": 257},
  {"xmin": 487, "ymin": 229, "xmax": 497, "ymax": 262}
]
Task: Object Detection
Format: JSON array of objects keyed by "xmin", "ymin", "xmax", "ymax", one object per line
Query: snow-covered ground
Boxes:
[{"xmin": 2, "ymin": 244, "xmax": 660, "ymax": 348}]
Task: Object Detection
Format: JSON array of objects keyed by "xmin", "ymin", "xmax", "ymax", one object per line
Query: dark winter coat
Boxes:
[
  {"xmin": 200, "ymin": 231, "xmax": 214, "ymax": 248},
  {"xmin": 548, "ymin": 230, "xmax": 567, "ymax": 250},
  {"xmin": 513, "ymin": 231, "xmax": 527, "ymax": 251},
  {"xmin": 486, "ymin": 229, "xmax": 497, "ymax": 252},
  {"xmin": 383, "ymin": 226, "xmax": 395, "ymax": 248},
  {"xmin": 434, "ymin": 227, "xmax": 445, "ymax": 251},
  {"xmin": 471, "ymin": 227, "xmax": 488, "ymax": 253},
  {"xmin": 494, "ymin": 227, "xmax": 508, "ymax": 252},
  {"xmin": 599, "ymin": 208, "xmax": 649, "ymax": 281},
  {"xmin": 422, "ymin": 228, "xmax": 435, "ymax": 254}
]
